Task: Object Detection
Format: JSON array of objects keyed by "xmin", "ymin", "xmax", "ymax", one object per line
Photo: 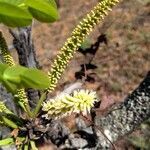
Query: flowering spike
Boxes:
[
  {"xmin": 42, "ymin": 89, "xmax": 98, "ymax": 119},
  {"xmin": 0, "ymin": 32, "xmax": 15, "ymax": 66},
  {"xmin": 48, "ymin": 0, "xmax": 119, "ymax": 92},
  {"xmin": 0, "ymin": 32, "xmax": 29, "ymax": 112},
  {"xmin": 0, "ymin": 102, "xmax": 13, "ymax": 114}
]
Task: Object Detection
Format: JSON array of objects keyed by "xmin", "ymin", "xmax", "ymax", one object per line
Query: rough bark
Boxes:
[
  {"xmin": 94, "ymin": 71, "xmax": 150, "ymax": 149},
  {"xmin": 60, "ymin": 71, "xmax": 150, "ymax": 149}
]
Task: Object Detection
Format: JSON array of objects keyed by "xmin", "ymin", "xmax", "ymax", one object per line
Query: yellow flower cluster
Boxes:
[
  {"xmin": 0, "ymin": 102, "xmax": 13, "ymax": 114},
  {"xmin": 48, "ymin": 0, "xmax": 119, "ymax": 92},
  {"xmin": 42, "ymin": 89, "xmax": 98, "ymax": 119},
  {"xmin": 0, "ymin": 32, "xmax": 29, "ymax": 111},
  {"xmin": 0, "ymin": 32, "xmax": 15, "ymax": 66},
  {"xmin": 14, "ymin": 89, "xmax": 29, "ymax": 108}
]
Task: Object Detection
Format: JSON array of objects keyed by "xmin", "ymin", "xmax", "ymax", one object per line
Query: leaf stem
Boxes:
[
  {"xmin": 31, "ymin": 91, "xmax": 47, "ymax": 118},
  {"xmin": 1, "ymin": 116, "xmax": 18, "ymax": 129}
]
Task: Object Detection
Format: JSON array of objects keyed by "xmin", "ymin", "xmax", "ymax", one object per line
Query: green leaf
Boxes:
[
  {"xmin": 2, "ymin": 80, "xmax": 18, "ymax": 93},
  {"xmin": 2, "ymin": 65, "xmax": 25, "ymax": 92},
  {"xmin": 1, "ymin": 116, "xmax": 18, "ymax": 128},
  {"xmin": 0, "ymin": 138, "xmax": 14, "ymax": 146},
  {"xmin": 21, "ymin": 68, "xmax": 50, "ymax": 89},
  {"xmin": 0, "ymin": 0, "xmax": 25, "ymax": 6},
  {"xmin": 0, "ymin": 2, "xmax": 32, "ymax": 27},
  {"xmin": 48, "ymin": 0, "xmax": 57, "ymax": 9},
  {"xmin": 6, "ymin": 114, "xmax": 24, "ymax": 126},
  {"xmin": 0, "ymin": 64, "xmax": 16, "ymax": 93},
  {"xmin": 1, "ymin": 65, "xmax": 50, "ymax": 91},
  {"xmin": 3, "ymin": 65, "xmax": 26, "ymax": 85},
  {"xmin": 25, "ymin": 0, "xmax": 59, "ymax": 23},
  {"xmin": 0, "ymin": 63, "xmax": 9, "ymax": 82},
  {"xmin": 3, "ymin": 65, "xmax": 50, "ymax": 90},
  {"xmin": 24, "ymin": 144, "xmax": 29, "ymax": 150},
  {"xmin": 30, "ymin": 141, "xmax": 38, "ymax": 150}
]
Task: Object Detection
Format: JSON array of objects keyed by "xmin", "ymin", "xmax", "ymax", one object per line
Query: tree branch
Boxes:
[
  {"xmin": 95, "ymin": 71, "xmax": 150, "ymax": 148},
  {"xmin": 9, "ymin": 27, "xmax": 40, "ymax": 108},
  {"xmin": 60, "ymin": 71, "xmax": 150, "ymax": 149}
]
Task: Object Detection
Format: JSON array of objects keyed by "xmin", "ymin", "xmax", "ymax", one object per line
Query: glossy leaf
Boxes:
[
  {"xmin": 3, "ymin": 66, "xmax": 24, "ymax": 85},
  {"xmin": 2, "ymin": 65, "xmax": 25, "ymax": 92},
  {"xmin": 25, "ymin": 0, "xmax": 59, "ymax": 22},
  {"xmin": 0, "ymin": 63, "xmax": 9, "ymax": 81},
  {"xmin": 0, "ymin": 138, "xmax": 14, "ymax": 146},
  {"xmin": 0, "ymin": 2, "xmax": 32, "ymax": 27},
  {"xmin": 21, "ymin": 68, "xmax": 50, "ymax": 89},
  {"xmin": 3, "ymin": 66, "xmax": 26, "ymax": 85},
  {"xmin": 0, "ymin": 0, "xmax": 24, "ymax": 6},
  {"xmin": 2, "ymin": 65, "xmax": 50, "ymax": 90}
]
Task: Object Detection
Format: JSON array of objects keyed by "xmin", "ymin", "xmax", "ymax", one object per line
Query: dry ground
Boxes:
[
  {"xmin": 0, "ymin": 0, "xmax": 150, "ymax": 149},
  {"xmin": 33, "ymin": 0, "xmax": 150, "ymax": 104}
]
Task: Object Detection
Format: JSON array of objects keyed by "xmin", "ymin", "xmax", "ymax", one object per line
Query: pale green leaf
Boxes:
[
  {"xmin": 3, "ymin": 65, "xmax": 50, "ymax": 90},
  {"xmin": 0, "ymin": 2, "xmax": 32, "ymax": 27},
  {"xmin": 3, "ymin": 65, "xmax": 26, "ymax": 85},
  {"xmin": 25, "ymin": 0, "xmax": 59, "ymax": 22},
  {"xmin": 1, "ymin": 116, "xmax": 18, "ymax": 128},
  {"xmin": 0, "ymin": 63, "xmax": 9, "ymax": 82},
  {"xmin": 30, "ymin": 141, "xmax": 38, "ymax": 150},
  {"xmin": 0, "ymin": 0, "xmax": 25, "ymax": 6},
  {"xmin": 0, "ymin": 138, "xmax": 14, "ymax": 146},
  {"xmin": 21, "ymin": 68, "xmax": 50, "ymax": 89},
  {"xmin": 2, "ymin": 80, "xmax": 18, "ymax": 93}
]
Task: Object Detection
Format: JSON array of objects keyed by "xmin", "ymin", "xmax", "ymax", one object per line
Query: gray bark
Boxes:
[
  {"xmin": 9, "ymin": 27, "xmax": 40, "ymax": 107},
  {"xmin": 9, "ymin": 27, "xmax": 38, "ymax": 68},
  {"xmin": 95, "ymin": 71, "xmax": 150, "ymax": 149},
  {"xmin": 61, "ymin": 71, "xmax": 150, "ymax": 149},
  {"xmin": 0, "ymin": 85, "xmax": 17, "ymax": 150}
]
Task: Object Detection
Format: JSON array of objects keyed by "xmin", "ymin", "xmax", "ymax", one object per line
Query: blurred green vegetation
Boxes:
[{"xmin": 128, "ymin": 119, "xmax": 150, "ymax": 150}]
